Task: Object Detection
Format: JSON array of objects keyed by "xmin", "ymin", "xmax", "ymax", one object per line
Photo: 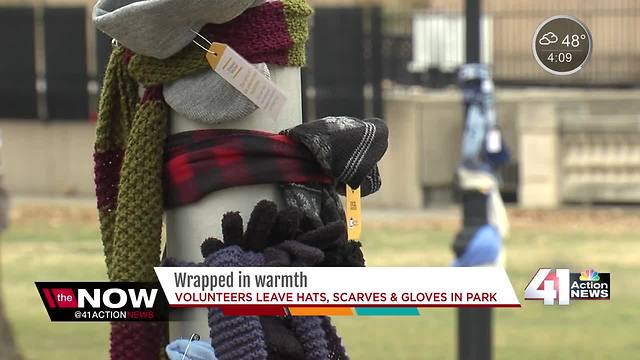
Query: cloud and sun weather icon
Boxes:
[
  {"xmin": 532, "ymin": 16, "xmax": 592, "ymax": 75},
  {"xmin": 538, "ymin": 32, "xmax": 559, "ymax": 45}
]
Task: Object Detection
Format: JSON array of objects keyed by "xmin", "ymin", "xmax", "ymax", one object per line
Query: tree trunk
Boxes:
[
  {"xmin": 0, "ymin": 298, "xmax": 23, "ymax": 360},
  {"xmin": 0, "ymin": 185, "xmax": 22, "ymax": 360}
]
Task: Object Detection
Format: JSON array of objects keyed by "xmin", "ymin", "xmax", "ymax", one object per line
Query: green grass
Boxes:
[
  {"xmin": 334, "ymin": 227, "xmax": 640, "ymax": 359},
  {"xmin": 1, "ymin": 211, "xmax": 639, "ymax": 359}
]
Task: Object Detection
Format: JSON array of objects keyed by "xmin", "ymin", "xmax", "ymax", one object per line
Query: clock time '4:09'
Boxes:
[{"xmin": 547, "ymin": 52, "xmax": 572, "ymax": 62}]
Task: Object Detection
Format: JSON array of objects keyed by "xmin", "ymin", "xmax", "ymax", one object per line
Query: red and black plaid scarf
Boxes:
[{"xmin": 164, "ymin": 129, "xmax": 333, "ymax": 208}]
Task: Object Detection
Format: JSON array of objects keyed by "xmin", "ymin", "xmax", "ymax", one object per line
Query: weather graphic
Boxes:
[
  {"xmin": 538, "ymin": 31, "xmax": 558, "ymax": 45},
  {"xmin": 579, "ymin": 269, "xmax": 600, "ymax": 281}
]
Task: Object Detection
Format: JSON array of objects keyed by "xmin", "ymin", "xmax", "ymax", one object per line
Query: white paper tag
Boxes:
[
  {"xmin": 486, "ymin": 128, "xmax": 502, "ymax": 153},
  {"xmin": 206, "ymin": 42, "xmax": 287, "ymax": 120}
]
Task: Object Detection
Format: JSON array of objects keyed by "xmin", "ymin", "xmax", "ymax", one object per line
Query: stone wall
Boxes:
[{"xmin": 4, "ymin": 88, "xmax": 640, "ymax": 208}]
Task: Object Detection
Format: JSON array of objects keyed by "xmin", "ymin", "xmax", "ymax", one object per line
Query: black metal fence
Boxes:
[
  {"xmin": 2, "ymin": 3, "xmax": 640, "ymax": 121},
  {"xmin": 302, "ymin": 3, "xmax": 640, "ymax": 119},
  {"xmin": 0, "ymin": 6, "xmax": 98, "ymax": 121},
  {"xmin": 373, "ymin": 2, "xmax": 640, "ymax": 88},
  {"xmin": 0, "ymin": 7, "xmax": 38, "ymax": 119}
]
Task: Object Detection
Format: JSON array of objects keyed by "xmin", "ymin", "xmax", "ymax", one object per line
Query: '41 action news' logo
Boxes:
[{"xmin": 524, "ymin": 268, "xmax": 610, "ymax": 305}]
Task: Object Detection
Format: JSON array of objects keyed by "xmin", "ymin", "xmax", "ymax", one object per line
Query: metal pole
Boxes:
[
  {"xmin": 459, "ymin": 1, "xmax": 492, "ymax": 360},
  {"xmin": 465, "ymin": 0, "xmax": 481, "ymax": 64},
  {"xmin": 370, "ymin": 6, "xmax": 384, "ymax": 119},
  {"xmin": 458, "ymin": 307, "xmax": 492, "ymax": 360}
]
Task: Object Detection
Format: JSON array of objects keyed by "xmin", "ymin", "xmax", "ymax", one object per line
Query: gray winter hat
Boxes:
[
  {"xmin": 93, "ymin": 0, "xmax": 263, "ymax": 59},
  {"xmin": 163, "ymin": 63, "xmax": 270, "ymax": 124}
]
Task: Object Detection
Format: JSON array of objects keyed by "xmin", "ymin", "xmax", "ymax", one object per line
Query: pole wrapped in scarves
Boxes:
[{"xmin": 454, "ymin": 63, "xmax": 510, "ymax": 360}]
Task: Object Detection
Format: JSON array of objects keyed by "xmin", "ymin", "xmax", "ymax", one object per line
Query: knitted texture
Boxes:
[
  {"xmin": 111, "ymin": 87, "xmax": 167, "ymax": 282},
  {"xmin": 320, "ymin": 317, "xmax": 349, "ymax": 359},
  {"xmin": 110, "ymin": 322, "xmax": 168, "ymax": 360},
  {"xmin": 162, "ymin": 63, "xmax": 270, "ymax": 125},
  {"xmin": 290, "ymin": 317, "xmax": 330, "ymax": 360},
  {"xmin": 282, "ymin": 0, "xmax": 313, "ymax": 65},
  {"xmin": 95, "ymin": 1, "xmax": 314, "ymax": 278},
  {"xmin": 93, "ymin": 0, "xmax": 257, "ymax": 59},
  {"xmin": 95, "ymin": 45, "xmax": 169, "ymax": 360},
  {"xmin": 209, "ymin": 203, "xmax": 350, "ymax": 360},
  {"xmin": 208, "ymin": 311, "xmax": 268, "ymax": 360},
  {"xmin": 283, "ymin": 116, "xmax": 389, "ymax": 196},
  {"xmin": 94, "ymin": 3, "xmax": 312, "ymax": 359},
  {"xmin": 163, "ymin": 129, "xmax": 332, "ymax": 207},
  {"xmin": 164, "ymin": 246, "xmax": 269, "ymax": 360},
  {"xmin": 202, "ymin": 0, "xmax": 312, "ymax": 66},
  {"xmin": 94, "ymin": 150, "xmax": 123, "ymax": 211},
  {"xmin": 163, "ymin": 203, "xmax": 356, "ymax": 360},
  {"xmin": 260, "ymin": 317, "xmax": 306, "ymax": 359},
  {"xmin": 126, "ymin": 0, "xmax": 312, "ymax": 87},
  {"xmin": 206, "ymin": 247, "xmax": 268, "ymax": 360}
]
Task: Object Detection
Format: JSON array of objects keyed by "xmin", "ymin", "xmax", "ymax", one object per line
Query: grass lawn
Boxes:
[{"xmin": 1, "ymin": 203, "xmax": 638, "ymax": 359}]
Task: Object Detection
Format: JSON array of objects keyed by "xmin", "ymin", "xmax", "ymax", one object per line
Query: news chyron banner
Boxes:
[{"xmin": 155, "ymin": 267, "xmax": 520, "ymax": 316}]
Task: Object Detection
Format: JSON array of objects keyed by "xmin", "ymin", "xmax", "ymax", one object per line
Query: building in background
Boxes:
[{"xmin": 2, "ymin": 0, "xmax": 640, "ymax": 208}]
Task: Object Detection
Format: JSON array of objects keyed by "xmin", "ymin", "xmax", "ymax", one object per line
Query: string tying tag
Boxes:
[{"xmin": 204, "ymin": 42, "xmax": 287, "ymax": 120}]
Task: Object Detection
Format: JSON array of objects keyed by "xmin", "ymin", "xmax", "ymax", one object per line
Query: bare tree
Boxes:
[{"xmin": 0, "ymin": 135, "xmax": 21, "ymax": 359}]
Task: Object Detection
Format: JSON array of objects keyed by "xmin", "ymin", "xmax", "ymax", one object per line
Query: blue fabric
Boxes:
[
  {"xmin": 486, "ymin": 138, "xmax": 511, "ymax": 169},
  {"xmin": 461, "ymin": 104, "xmax": 488, "ymax": 168},
  {"xmin": 459, "ymin": 63, "xmax": 511, "ymax": 172},
  {"xmin": 166, "ymin": 339, "xmax": 217, "ymax": 360},
  {"xmin": 452, "ymin": 224, "xmax": 502, "ymax": 267}
]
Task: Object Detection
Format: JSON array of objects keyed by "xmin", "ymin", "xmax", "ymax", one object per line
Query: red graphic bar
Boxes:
[
  {"xmin": 42, "ymin": 288, "xmax": 56, "ymax": 309},
  {"xmin": 220, "ymin": 305, "xmax": 288, "ymax": 316},
  {"xmin": 171, "ymin": 303, "xmax": 520, "ymax": 308},
  {"xmin": 171, "ymin": 303, "xmax": 521, "ymax": 315},
  {"xmin": 51, "ymin": 288, "xmax": 78, "ymax": 308}
]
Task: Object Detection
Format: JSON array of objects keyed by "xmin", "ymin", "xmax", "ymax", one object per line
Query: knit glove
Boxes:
[
  {"xmin": 233, "ymin": 199, "xmax": 361, "ymax": 267},
  {"xmin": 164, "ymin": 229, "xmax": 268, "ymax": 360},
  {"xmin": 199, "ymin": 200, "xmax": 325, "ymax": 267},
  {"xmin": 198, "ymin": 201, "xmax": 312, "ymax": 360},
  {"xmin": 301, "ymin": 196, "xmax": 365, "ymax": 268},
  {"xmin": 164, "ymin": 199, "xmax": 344, "ymax": 267},
  {"xmin": 163, "ymin": 201, "xmax": 351, "ymax": 360}
]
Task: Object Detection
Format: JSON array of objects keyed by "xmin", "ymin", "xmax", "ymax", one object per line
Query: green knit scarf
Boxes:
[{"xmin": 94, "ymin": 0, "xmax": 312, "ymax": 284}]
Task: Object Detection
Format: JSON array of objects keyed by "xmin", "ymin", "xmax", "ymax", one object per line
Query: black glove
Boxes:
[
  {"xmin": 264, "ymin": 240, "xmax": 324, "ymax": 267},
  {"xmin": 198, "ymin": 199, "xmax": 364, "ymax": 267}
]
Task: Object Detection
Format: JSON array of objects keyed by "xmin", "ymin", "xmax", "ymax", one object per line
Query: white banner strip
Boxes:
[{"xmin": 155, "ymin": 267, "xmax": 520, "ymax": 308}]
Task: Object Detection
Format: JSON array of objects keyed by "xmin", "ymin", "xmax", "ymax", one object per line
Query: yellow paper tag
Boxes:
[
  {"xmin": 345, "ymin": 185, "xmax": 362, "ymax": 240},
  {"xmin": 205, "ymin": 42, "xmax": 287, "ymax": 120}
]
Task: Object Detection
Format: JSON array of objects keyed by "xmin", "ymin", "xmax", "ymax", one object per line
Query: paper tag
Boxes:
[
  {"xmin": 345, "ymin": 185, "xmax": 362, "ymax": 240},
  {"xmin": 206, "ymin": 42, "xmax": 287, "ymax": 120},
  {"xmin": 486, "ymin": 128, "xmax": 502, "ymax": 153}
]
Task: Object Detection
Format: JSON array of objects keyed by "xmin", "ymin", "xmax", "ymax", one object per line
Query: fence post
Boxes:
[
  {"xmin": 312, "ymin": 7, "xmax": 366, "ymax": 118},
  {"xmin": 465, "ymin": 0, "xmax": 481, "ymax": 64},
  {"xmin": 43, "ymin": 7, "xmax": 88, "ymax": 120},
  {"xmin": 0, "ymin": 7, "xmax": 37, "ymax": 119},
  {"xmin": 370, "ymin": 6, "xmax": 384, "ymax": 119}
]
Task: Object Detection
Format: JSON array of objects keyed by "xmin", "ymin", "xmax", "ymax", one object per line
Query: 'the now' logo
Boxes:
[{"xmin": 42, "ymin": 288, "xmax": 157, "ymax": 309}]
